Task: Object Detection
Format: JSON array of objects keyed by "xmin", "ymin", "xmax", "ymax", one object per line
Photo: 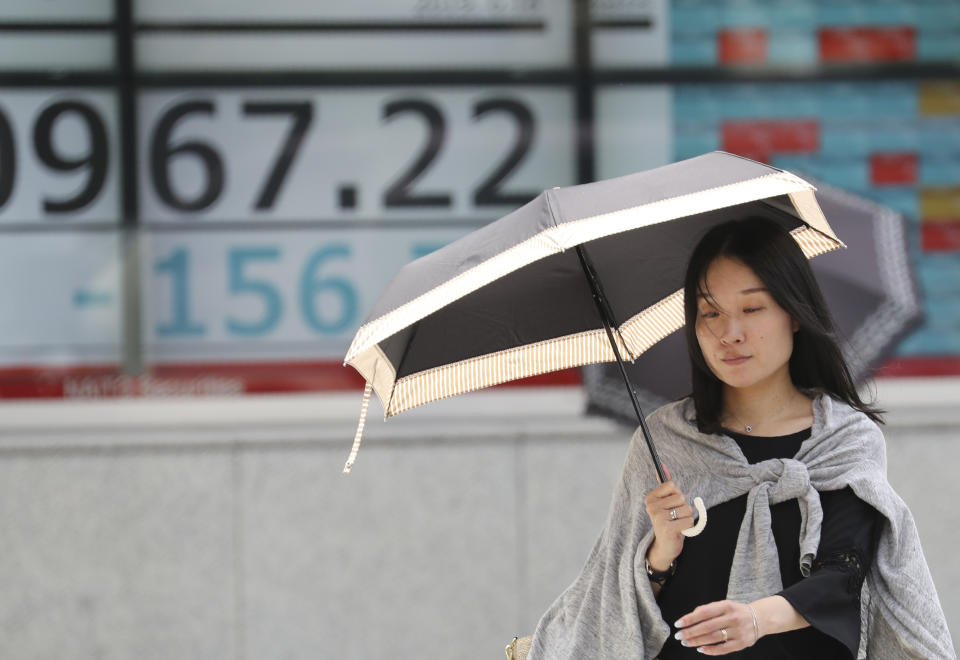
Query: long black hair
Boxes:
[{"xmin": 683, "ymin": 216, "xmax": 884, "ymax": 434}]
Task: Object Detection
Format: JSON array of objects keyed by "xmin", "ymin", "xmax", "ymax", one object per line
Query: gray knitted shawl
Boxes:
[{"xmin": 529, "ymin": 394, "xmax": 955, "ymax": 660}]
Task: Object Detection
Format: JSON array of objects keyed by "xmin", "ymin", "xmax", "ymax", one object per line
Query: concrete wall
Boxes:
[{"xmin": 0, "ymin": 379, "xmax": 956, "ymax": 659}]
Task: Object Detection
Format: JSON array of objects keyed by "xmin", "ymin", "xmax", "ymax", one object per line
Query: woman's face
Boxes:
[{"xmin": 694, "ymin": 257, "xmax": 798, "ymax": 391}]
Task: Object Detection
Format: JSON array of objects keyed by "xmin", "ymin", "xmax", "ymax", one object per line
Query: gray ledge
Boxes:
[{"xmin": 0, "ymin": 378, "xmax": 955, "ymax": 451}]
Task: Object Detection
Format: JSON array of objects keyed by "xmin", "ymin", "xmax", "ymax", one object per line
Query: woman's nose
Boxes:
[{"xmin": 719, "ymin": 318, "xmax": 744, "ymax": 344}]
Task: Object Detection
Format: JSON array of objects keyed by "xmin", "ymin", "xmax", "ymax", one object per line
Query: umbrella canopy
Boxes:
[
  {"xmin": 343, "ymin": 152, "xmax": 843, "ymax": 472},
  {"xmin": 582, "ymin": 177, "xmax": 923, "ymax": 424}
]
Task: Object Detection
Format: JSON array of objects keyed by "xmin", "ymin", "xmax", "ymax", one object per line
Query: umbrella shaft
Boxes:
[{"xmin": 575, "ymin": 245, "xmax": 667, "ymax": 484}]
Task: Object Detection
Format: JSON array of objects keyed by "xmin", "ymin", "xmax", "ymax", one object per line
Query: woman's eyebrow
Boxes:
[{"xmin": 740, "ymin": 287, "xmax": 768, "ymax": 294}]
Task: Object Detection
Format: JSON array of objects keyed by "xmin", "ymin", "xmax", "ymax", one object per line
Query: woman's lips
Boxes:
[{"xmin": 721, "ymin": 356, "xmax": 750, "ymax": 365}]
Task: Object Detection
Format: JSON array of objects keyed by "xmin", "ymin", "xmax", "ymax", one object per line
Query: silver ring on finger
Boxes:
[
  {"xmin": 720, "ymin": 628, "xmax": 728, "ymax": 643},
  {"xmin": 669, "ymin": 508, "xmax": 679, "ymax": 521}
]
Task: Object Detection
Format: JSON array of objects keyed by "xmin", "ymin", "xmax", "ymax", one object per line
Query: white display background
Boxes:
[
  {"xmin": 0, "ymin": 2, "xmax": 114, "ymax": 71},
  {"xmin": 135, "ymin": 0, "xmax": 571, "ymax": 70},
  {"xmin": 0, "ymin": 36, "xmax": 114, "ymax": 71},
  {"xmin": 591, "ymin": 0, "xmax": 670, "ymax": 68},
  {"xmin": 0, "ymin": 232, "xmax": 121, "ymax": 365},
  {"xmin": 595, "ymin": 85, "xmax": 673, "ymax": 179},
  {"xmin": 0, "ymin": 0, "xmax": 112, "ymax": 20},
  {"xmin": 137, "ymin": 0, "xmax": 544, "ymax": 21}
]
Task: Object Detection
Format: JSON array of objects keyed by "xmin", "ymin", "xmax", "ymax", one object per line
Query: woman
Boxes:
[{"xmin": 528, "ymin": 217, "xmax": 955, "ymax": 659}]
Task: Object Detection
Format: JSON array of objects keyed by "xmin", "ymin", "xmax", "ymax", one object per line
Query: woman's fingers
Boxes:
[
  {"xmin": 645, "ymin": 483, "xmax": 688, "ymax": 510},
  {"xmin": 675, "ymin": 601, "xmax": 756, "ymax": 655},
  {"xmin": 647, "ymin": 480, "xmax": 683, "ymax": 499},
  {"xmin": 644, "ymin": 476, "xmax": 698, "ymax": 568},
  {"xmin": 660, "ymin": 503, "xmax": 694, "ymax": 522},
  {"xmin": 645, "ymin": 483, "xmax": 695, "ymax": 530},
  {"xmin": 659, "ymin": 494, "xmax": 691, "ymax": 512},
  {"xmin": 676, "ymin": 615, "xmax": 735, "ymax": 646},
  {"xmin": 675, "ymin": 601, "xmax": 727, "ymax": 628},
  {"xmin": 695, "ymin": 639, "xmax": 744, "ymax": 656},
  {"xmin": 693, "ymin": 632, "xmax": 752, "ymax": 656},
  {"xmin": 647, "ymin": 504, "xmax": 694, "ymax": 527}
]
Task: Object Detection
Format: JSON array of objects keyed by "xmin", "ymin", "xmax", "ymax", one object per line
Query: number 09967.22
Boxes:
[{"xmin": 146, "ymin": 96, "xmax": 541, "ymax": 215}]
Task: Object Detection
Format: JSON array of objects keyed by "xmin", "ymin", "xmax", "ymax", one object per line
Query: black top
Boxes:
[{"xmin": 656, "ymin": 428, "xmax": 880, "ymax": 659}]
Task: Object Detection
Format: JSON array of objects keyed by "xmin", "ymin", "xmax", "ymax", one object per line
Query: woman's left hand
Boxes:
[{"xmin": 673, "ymin": 600, "xmax": 759, "ymax": 655}]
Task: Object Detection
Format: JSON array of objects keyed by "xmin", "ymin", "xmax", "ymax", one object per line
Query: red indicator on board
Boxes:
[
  {"xmin": 819, "ymin": 26, "xmax": 915, "ymax": 63},
  {"xmin": 718, "ymin": 28, "xmax": 767, "ymax": 65},
  {"xmin": 922, "ymin": 222, "xmax": 960, "ymax": 252},
  {"xmin": 0, "ymin": 361, "xmax": 582, "ymax": 399},
  {"xmin": 870, "ymin": 152, "xmax": 918, "ymax": 186},
  {"xmin": 0, "ymin": 365, "xmax": 120, "ymax": 398},
  {"xmin": 721, "ymin": 119, "xmax": 820, "ymax": 163},
  {"xmin": 878, "ymin": 356, "xmax": 960, "ymax": 378}
]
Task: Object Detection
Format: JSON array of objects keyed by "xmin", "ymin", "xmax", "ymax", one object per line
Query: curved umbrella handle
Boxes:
[{"xmin": 681, "ymin": 497, "xmax": 708, "ymax": 537}]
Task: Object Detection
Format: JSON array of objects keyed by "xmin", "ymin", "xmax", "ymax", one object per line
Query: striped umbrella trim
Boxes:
[
  {"xmin": 792, "ymin": 224, "xmax": 841, "ymax": 258},
  {"xmin": 345, "ymin": 171, "xmax": 822, "ymax": 364},
  {"xmin": 382, "ymin": 225, "xmax": 841, "ymax": 417},
  {"xmin": 386, "ymin": 327, "xmax": 631, "ymax": 416},
  {"xmin": 620, "ymin": 290, "xmax": 686, "ymax": 359},
  {"xmin": 547, "ymin": 172, "xmax": 814, "ymax": 254}
]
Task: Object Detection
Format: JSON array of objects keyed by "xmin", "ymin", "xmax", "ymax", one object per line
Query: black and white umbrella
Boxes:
[
  {"xmin": 581, "ymin": 177, "xmax": 923, "ymax": 425},
  {"xmin": 342, "ymin": 152, "xmax": 842, "ymax": 518}
]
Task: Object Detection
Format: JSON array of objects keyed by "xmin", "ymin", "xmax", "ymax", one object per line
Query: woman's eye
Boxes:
[
  {"xmin": 699, "ymin": 310, "xmax": 719, "ymax": 318},
  {"xmin": 744, "ymin": 307, "xmax": 763, "ymax": 313}
]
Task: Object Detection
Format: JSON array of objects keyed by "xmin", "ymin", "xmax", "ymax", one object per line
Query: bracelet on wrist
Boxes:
[
  {"xmin": 747, "ymin": 603, "xmax": 761, "ymax": 643},
  {"xmin": 645, "ymin": 556, "xmax": 677, "ymax": 586}
]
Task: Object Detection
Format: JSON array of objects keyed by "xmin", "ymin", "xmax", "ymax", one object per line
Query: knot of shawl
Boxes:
[
  {"xmin": 726, "ymin": 458, "xmax": 824, "ymax": 603},
  {"xmin": 758, "ymin": 457, "xmax": 813, "ymax": 505}
]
